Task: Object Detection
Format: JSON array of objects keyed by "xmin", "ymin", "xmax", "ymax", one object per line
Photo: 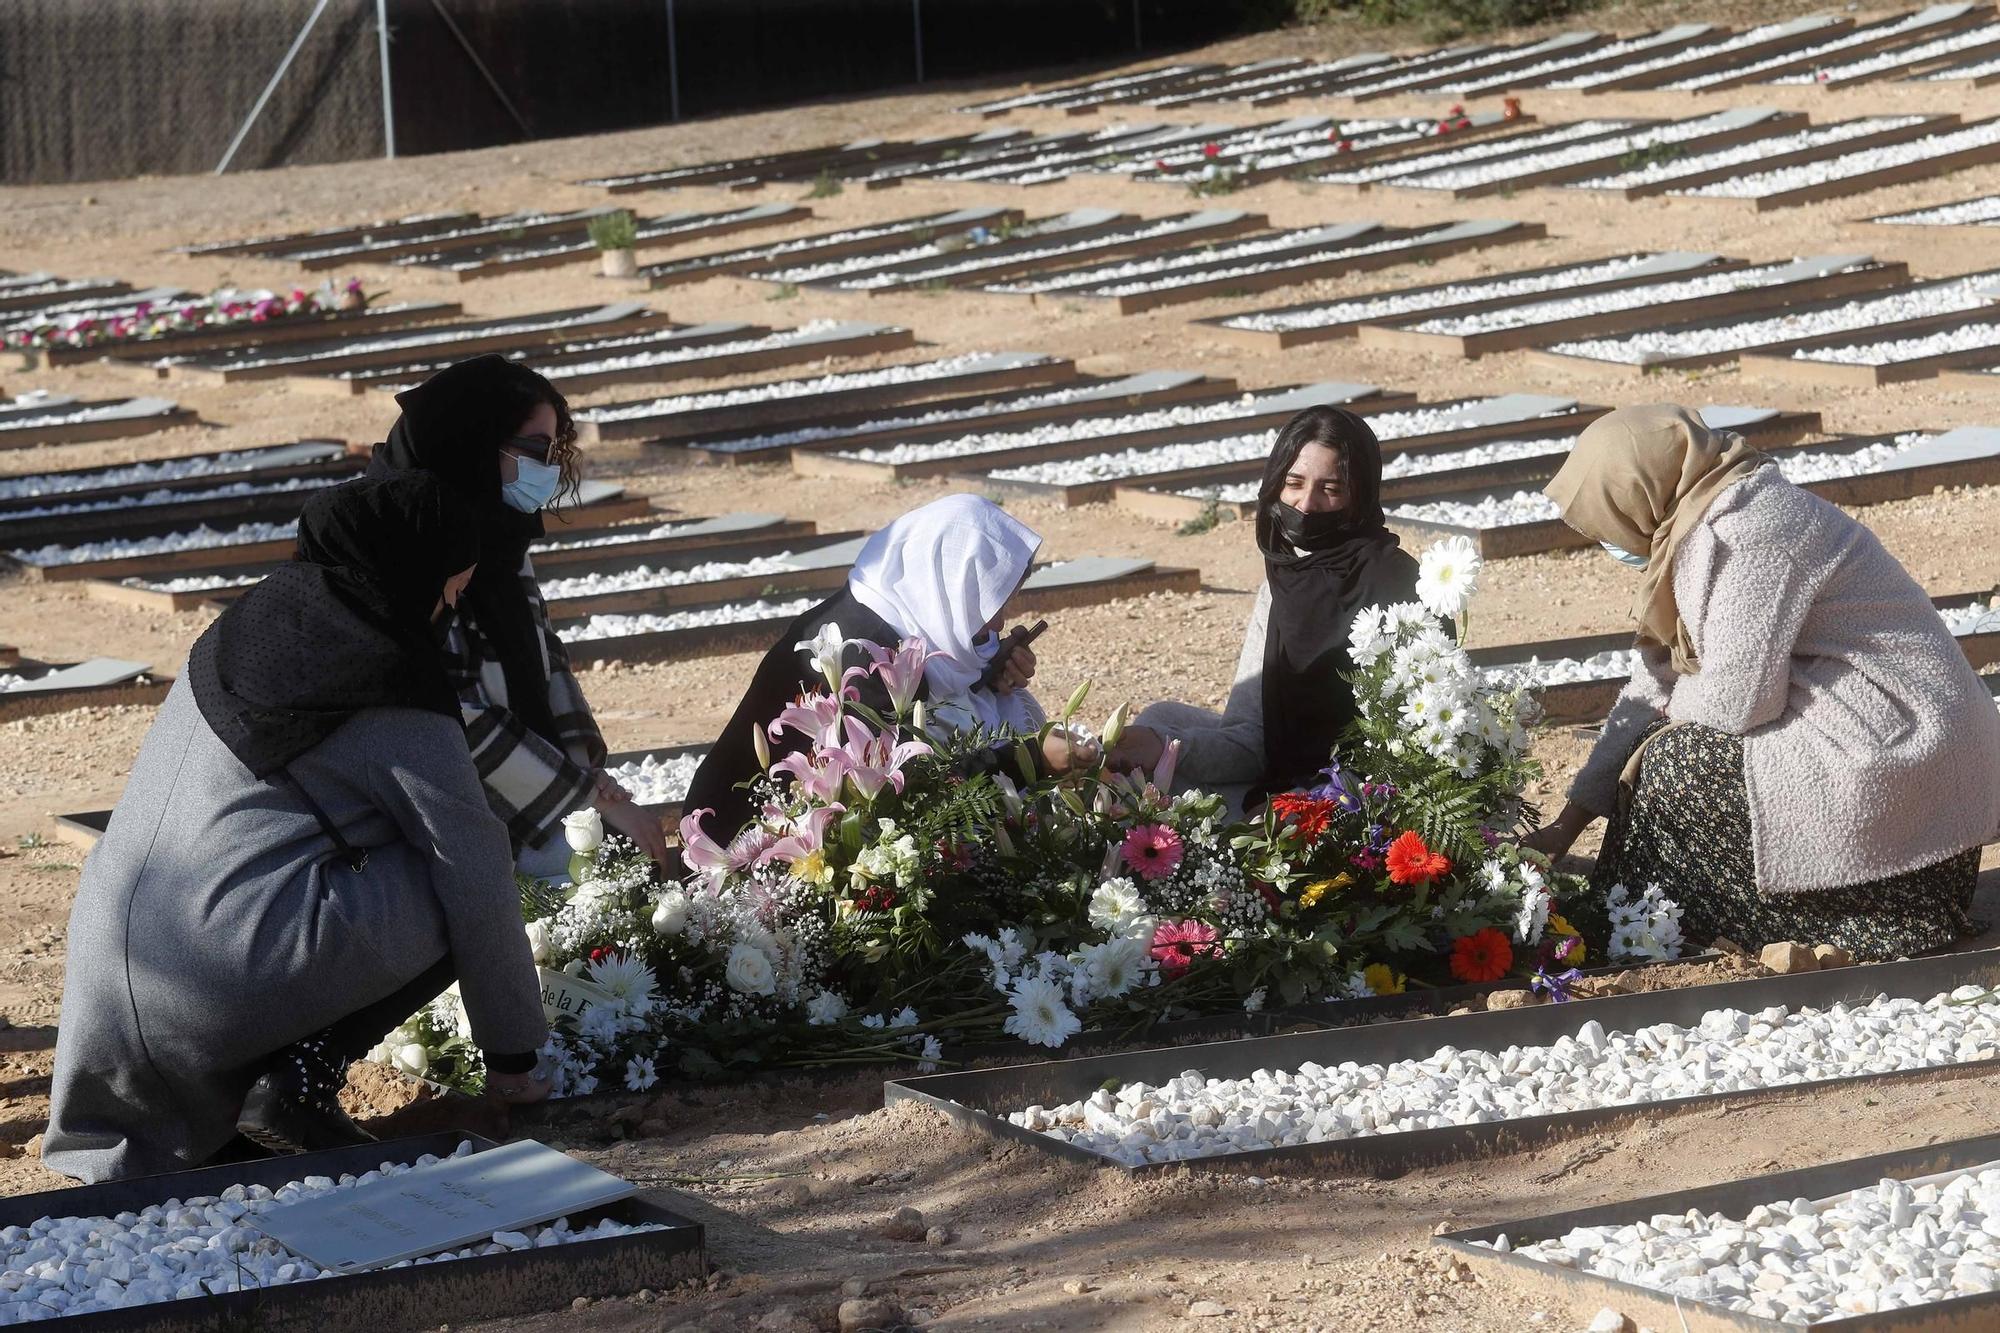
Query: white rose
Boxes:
[
  {"xmin": 651, "ymin": 890, "xmax": 690, "ymax": 938},
  {"xmin": 563, "ymin": 807, "xmax": 604, "ymax": 854},
  {"xmin": 725, "ymin": 942, "xmax": 777, "ymax": 996},
  {"xmin": 392, "ymin": 1043, "xmax": 430, "ymax": 1078},
  {"xmin": 524, "ymin": 919, "xmax": 551, "ymax": 964}
]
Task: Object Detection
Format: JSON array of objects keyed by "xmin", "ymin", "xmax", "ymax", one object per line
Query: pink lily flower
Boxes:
[
  {"xmin": 759, "ymin": 804, "xmax": 844, "ymax": 868},
  {"xmin": 866, "ymin": 637, "xmax": 935, "ymax": 715},
  {"xmin": 772, "ymin": 747, "xmax": 851, "ymax": 803},
  {"xmin": 770, "ymin": 690, "xmax": 845, "ymax": 747},
  {"xmin": 678, "ymin": 809, "xmax": 735, "ymax": 886},
  {"xmin": 835, "ymin": 717, "xmax": 932, "ymax": 802}
]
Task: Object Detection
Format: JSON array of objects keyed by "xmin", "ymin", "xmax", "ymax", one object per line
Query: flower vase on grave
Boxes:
[{"xmin": 600, "ymin": 248, "xmax": 638, "ymax": 279}]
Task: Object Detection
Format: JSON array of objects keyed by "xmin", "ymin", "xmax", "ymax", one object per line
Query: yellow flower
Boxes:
[
  {"xmin": 1547, "ymin": 912, "xmax": 1585, "ymax": 965},
  {"xmin": 1299, "ymin": 872, "xmax": 1354, "ymax": 909},
  {"xmin": 1362, "ymin": 963, "xmax": 1405, "ymax": 995}
]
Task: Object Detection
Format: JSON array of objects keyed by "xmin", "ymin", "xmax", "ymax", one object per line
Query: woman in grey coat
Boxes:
[{"xmin": 45, "ymin": 475, "xmax": 551, "ymax": 1183}]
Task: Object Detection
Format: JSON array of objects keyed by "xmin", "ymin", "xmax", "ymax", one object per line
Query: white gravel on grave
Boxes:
[
  {"xmin": 1795, "ymin": 320, "xmax": 2000, "ymax": 365},
  {"xmin": 1484, "ymin": 647, "xmax": 1646, "ymax": 688},
  {"xmin": 1671, "ymin": 9, "xmax": 1965, "ymax": 88},
  {"xmin": 1942, "ymin": 601, "xmax": 2000, "ymax": 635},
  {"xmin": 649, "ymin": 217, "xmax": 940, "ymax": 272},
  {"xmin": 0, "ymin": 1141, "xmax": 664, "ymax": 1322},
  {"xmin": 608, "ymin": 751, "xmax": 705, "ymax": 805},
  {"xmin": 1219, "ymin": 123, "xmax": 1439, "ymax": 174},
  {"xmin": 538, "ymin": 553, "xmax": 805, "ymax": 599},
  {"xmin": 1183, "ymin": 433, "xmax": 1574, "ymax": 500},
  {"xmin": 1550, "ymin": 271, "xmax": 2000, "ymax": 363},
  {"xmin": 557, "ymin": 596, "xmax": 818, "ymax": 643},
  {"xmin": 991, "ymin": 227, "xmax": 1357, "ymax": 296},
  {"xmin": 0, "ymin": 476, "xmax": 322, "ymax": 522},
  {"xmin": 1873, "ymin": 194, "xmax": 2000, "ymax": 226},
  {"xmin": 1222, "ymin": 254, "xmax": 1667, "ymax": 333},
  {"xmin": 1573, "ymin": 117, "xmax": 1929, "ymax": 190},
  {"xmin": 1088, "ymin": 229, "xmax": 1468, "ymax": 300},
  {"xmin": 1773, "ymin": 22, "xmax": 2000, "ymax": 84},
  {"xmin": 842, "ymin": 217, "xmax": 1211, "ymax": 289},
  {"xmin": 699, "ymin": 380, "xmax": 1122, "ymax": 454},
  {"xmin": 1484, "ymin": 1159, "xmax": 2000, "ymax": 1323},
  {"xmin": 177, "ymin": 310, "xmax": 619, "ymax": 374},
  {"xmin": 541, "ymin": 321, "xmax": 858, "ymax": 378},
  {"xmin": 989, "ymin": 402, "xmax": 1569, "ymax": 486},
  {"xmin": 286, "ymin": 211, "xmax": 587, "ymax": 262},
  {"xmin": 9, "ymin": 521, "xmax": 297, "ymax": 568},
  {"xmin": 121, "ymin": 573, "xmax": 262, "ymax": 594},
  {"xmin": 839, "ymin": 392, "xmax": 1290, "ymax": 466},
  {"xmin": 1387, "ymin": 438, "xmax": 1929, "ymax": 527},
  {"xmin": 1679, "ymin": 120, "xmax": 2000, "ymax": 198},
  {"xmin": 964, "ymin": 67, "xmax": 1199, "ymax": 115},
  {"xmin": 1400, "ymin": 113, "xmax": 1765, "ymax": 190},
  {"xmin": 1444, "ymin": 30, "xmax": 1703, "ymax": 92},
  {"xmin": 1009, "ymin": 988, "xmax": 2000, "ymax": 1168},
  {"xmin": 947, "ymin": 127, "xmax": 1204, "ymax": 185},
  {"xmin": 758, "ymin": 242, "xmax": 969, "ymax": 285},
  {"xmin": 1411, "ymin": 260, "xmax": 1829, "ymax": 336},
  {"xmin": 0, "ymin": 672, "xmax": 36, "ymax": 693},
  {"xmin": 1556, "ymin": 20, "xmax": 1814, "ymax": 88},
  {"xmin": 0, "ymin": 400, "xmax": 172, "ymax": 434},
  {"xmin": 1121, "ymin": 122, "xmax": 1351, "ymax": 174},
  {"xmin": 577, "ymin": 353, "xmax": 1044, "ymax": 424},
  {"xmin": 1313, "ymin": 121, "xmax": 1639, "ymax": 185},
  {"xmin": 0, "ymin": 450, "xmax": 326, "ymax": 502},
  {"xmin": 1923, "ymin": 51, "xmax": 2000, "ymax": 78},
  {"xmin": 1338, "ymin": 36, "xmax": 1579, "ymax": 96}
]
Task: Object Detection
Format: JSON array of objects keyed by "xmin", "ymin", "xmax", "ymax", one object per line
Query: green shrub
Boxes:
[{"xmin": 587, "ymin": 210, "xmax": 638, "ymax": 251}]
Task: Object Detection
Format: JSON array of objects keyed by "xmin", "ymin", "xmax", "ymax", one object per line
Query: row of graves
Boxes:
[{"xmin": 954, "ymin": 4, "xmax": 2000, "ymax": 113}]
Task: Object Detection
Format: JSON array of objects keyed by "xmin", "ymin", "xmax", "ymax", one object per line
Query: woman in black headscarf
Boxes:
[
  {"xmin": 367, "ymin": 354, "xmax": 668, "ymax": 872},
  {"xmin": 46, "ymin": 475, "xmax": 551, "ymax": 1183},
  {"xmin": 1111, "ymin": 406, "xmax": 1420, "ymax": 812}
]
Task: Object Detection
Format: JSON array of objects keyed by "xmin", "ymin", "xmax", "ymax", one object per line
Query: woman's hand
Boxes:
[
  {"xmin": 990, "ymin": 636, "xmax": 1037, "ymax": 695},
  {"xmin": 590, "ymin": 768, "xmax": 629, "ymax": 807},
  {"xmin": 596, "ymin": 793, "xmax": 671, "ymax": 870},
  {"xmin": 1519, "ymin": 801, "xmax": 1593, "ymax": 861},
  {"xmin": 1041, "ymin": 727, "xmax": 1100, "ymax": 775},
  {"xmin": 1106, "ymin": 723, "xmax": 1166, "ymax": 774},
  {"xmin": 484, "ymin": 1063, "xmax": 554, "ymax": 1105}
]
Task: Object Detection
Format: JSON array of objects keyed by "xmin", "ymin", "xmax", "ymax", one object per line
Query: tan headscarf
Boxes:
[{"xmin": 1544, "ymin": 404, "xmax": 1771, "ymax": 675}]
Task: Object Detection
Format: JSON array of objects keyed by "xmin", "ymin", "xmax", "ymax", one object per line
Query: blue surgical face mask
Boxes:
[
  {"xmin": 500, "ymin": 455, "xmax": 561, "ymax": 513},
  {"xmin": 1600, "ymin": 540, "xmax": 1648, "ymax": 569}
]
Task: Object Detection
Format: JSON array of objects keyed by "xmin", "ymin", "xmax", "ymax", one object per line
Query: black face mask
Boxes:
[{"xmin": 1272, "ymin": 501, "xmax": 1350, "ymax": 551}]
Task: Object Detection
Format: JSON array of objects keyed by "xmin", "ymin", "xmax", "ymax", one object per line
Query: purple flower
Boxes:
[
  {"xmin": 1308, "ymin": 763, "xmax": 1361, "ymax": 813},
  {"xmin": 1531, "ymin": 965, "xmax": 1584, "ymax": 1004}
]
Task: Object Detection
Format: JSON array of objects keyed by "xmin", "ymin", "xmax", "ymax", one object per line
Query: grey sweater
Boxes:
[
  {"xmin": 1572, "ymin": 468, "xmax": 2000, "ymax": 892},
  {"xmin": 45, "ymin": 678, "xmax": 546, "ymax": 1182}
]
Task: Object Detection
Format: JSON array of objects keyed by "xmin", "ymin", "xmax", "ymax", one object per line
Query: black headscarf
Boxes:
[
  {"xmin": 190, "ymin": 474, "xmax": 480, "ymax": 778},
  {"xmin": 366, "ymin": 354, "xmax": 565, "ymax": 744},
  {"xmin": 1255, "ymin": 406, "xmax": 1420, "ymax": 799}
]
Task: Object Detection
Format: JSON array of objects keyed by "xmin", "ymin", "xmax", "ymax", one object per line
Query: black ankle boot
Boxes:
[{"xmin": 236, "ymin": 1036, "xmax": 375, "ymax": 1154}]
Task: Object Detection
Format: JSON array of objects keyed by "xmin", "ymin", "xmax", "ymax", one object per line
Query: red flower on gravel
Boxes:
[
  {"xmin": 1450, "ymin": 928, "xmax": 1513, "ymax": 983},
  {"xmin": 1269, "ymin": 793, "xmax": 1338, "ymax": 842},
  {"xmin": 1149, "ymin": 918, "xmax": 1221, "ymax": 978},
  {"xmin": 1201, "ymin": 142, "xmax": 1221, "ymax": 158},
  {"xmin": 1448, "ymin": 103, "xmax": 1466, "ymax": 116},
  {"xmin": 1384, "ymin": 830, "xmax": 1450, "ymax": 886},
  {"xmin": 1121, "ymin": 823, "xmax": 1185, "ymax": 881},
  {"xmin": 1335, "ymin": 139, "xmax": 1353, "ymax": 152}
]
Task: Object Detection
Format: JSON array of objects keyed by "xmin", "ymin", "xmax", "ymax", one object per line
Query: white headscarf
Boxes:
[{"xmin": 847, "ymin": 494, "xmax": 1043, "ymax": 732}]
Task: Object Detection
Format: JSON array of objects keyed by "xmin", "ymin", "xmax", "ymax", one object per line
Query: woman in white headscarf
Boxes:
[{"xmin": 683, "ymin": 495, "xmax": 1082, "ymax": 840}]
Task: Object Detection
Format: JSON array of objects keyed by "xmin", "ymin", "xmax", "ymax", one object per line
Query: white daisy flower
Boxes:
[
  {"xmin": 1004, "ymin": 975, "xmax": 1082, "ymax": 1049},
  {"xmin": 1080, "ymin": 937, "xmax": 1149, "ymax": 1000},
  {"xmin": 625, "ymin": 1056, "xmax": 659, "ymax": 1092},
  {"xmin": 588, "ymin": 953, "xmax": 658, "ymax": 1011},
  {"xmin": 1416, "ymin": 535, "xmax": 1482, "ymax": 619}
]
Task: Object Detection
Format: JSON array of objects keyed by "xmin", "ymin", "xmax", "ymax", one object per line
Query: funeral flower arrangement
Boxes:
[
  {"xmin": 4, "ymin": 279, "xmax": 372, "ymax": 350},
  {"xmin": 383, "ymin": 537, "xmax": 1675, "ymax": 1097}
]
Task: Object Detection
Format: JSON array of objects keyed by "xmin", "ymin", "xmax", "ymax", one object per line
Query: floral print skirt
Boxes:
[{"xmin": 1590, "ymin": 722, "xmax": 1981, "ymax": 961}]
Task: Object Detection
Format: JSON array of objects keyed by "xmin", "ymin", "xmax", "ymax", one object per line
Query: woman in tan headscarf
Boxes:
[{"xmin": 1524, "ymin": 404, "xmax": 2000, "ymax": 960}]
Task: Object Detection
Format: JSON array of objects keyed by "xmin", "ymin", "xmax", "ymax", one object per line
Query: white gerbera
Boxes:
[
  {"xmin": 1087, "ymin": 877, "xmax": 1146, "ymax": 933},
  {"xmin": 587, "ymin": 953, "xmax": 658, "ymax": 1010},
  {"xmin": 725, "ymin": 942, "xmax": 778, "ymax": 996},
  {"xmin": 1514, "ymin": 884, "xmax": 1552, "ymax": 944},
  {"xmin": 1347, "ymin": 606, "xmax": 1391, "ymax": 666},
  {"xmin": 625, "ymin": 1056, "xmax": 659, "ymax": 1092},
  {"xmin": 1080, "ymin": 936, "xmax": 1149, "ymax": 1000},
  {"xmin": 1481, "ymin": 859, "xmax": 1509, "ymax": 893},
  {"xmin": 805, "ymin": 989, "xmax": 849, "ymax": 1025},
  {"xmin": 1416, "ymin": 535, "xmax": 1481, "ymax": 619},
  {"xmin": 1004, "ymin": 975, "xmax": 1082, "ymax": 1049}
]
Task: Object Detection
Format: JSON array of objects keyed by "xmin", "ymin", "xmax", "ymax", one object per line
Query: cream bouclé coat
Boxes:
[{"xmin": 1572, "ymin": 468, "xmax": 2000, "ymax": 893}]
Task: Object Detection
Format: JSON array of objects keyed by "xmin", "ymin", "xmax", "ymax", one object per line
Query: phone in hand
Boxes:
[{"xmin": 978, "ymin": 618, "xmax": 1048, "ymax": 692}]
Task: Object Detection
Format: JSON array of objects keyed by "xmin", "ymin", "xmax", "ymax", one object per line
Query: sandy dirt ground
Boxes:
[{"xmin": 2, "ymin": 1, "xmax": 2000, "ymax": 1327}]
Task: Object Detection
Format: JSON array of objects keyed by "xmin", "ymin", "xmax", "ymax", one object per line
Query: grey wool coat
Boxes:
[{"xmin": 44, "ymin": 678, "xmax": 548, "ymax": 1183}]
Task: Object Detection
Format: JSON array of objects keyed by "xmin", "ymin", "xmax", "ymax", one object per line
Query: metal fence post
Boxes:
[
  {"xmin": 214, "ymin": 0, "xmax": 335, "ymax": 174},
  {"xmin": 665, "ymin": 0, "xmax": 681, "ymax": 120},
  {"xmin": 377, "ymin": 0, "xmax": 397, "ymax": 157},
  {"xmin": 912, "ymin": 0, "xmax": 924, "ymax": 82}
]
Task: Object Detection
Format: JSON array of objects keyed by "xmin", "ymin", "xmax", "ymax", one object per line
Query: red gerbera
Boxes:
[
  {"xmin": 1450, "ymin": 927, "xmax": 1513, "ymax": 983},
  {"xmin": 1384, "ymin": 830, "xmax": 1451, "ymax": 886},
  {"xmin": 1121, "ymin": 824, "xmax": 1185, "ymax": 881},
  {"xmin": 1269, "ymin": 793, "xmax": 1338, "ymax": 842},
  {"xmin": 1149, "ymin": 919, "xmax": 1221, "ymax": 978},
  {"xmin": 1201, "ymin": 142, "xmax": 1222, "ymax": 158}
]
